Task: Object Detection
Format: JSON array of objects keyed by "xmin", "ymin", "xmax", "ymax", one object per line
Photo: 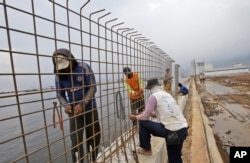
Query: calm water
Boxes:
[{"xmin": 0, "ymin": 83, "xmax": 132, "ymax": 163}]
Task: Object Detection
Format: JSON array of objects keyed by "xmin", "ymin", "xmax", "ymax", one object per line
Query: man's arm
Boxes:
[
  {"xmin": 82, "ymin": 64, "xmax": 96, "ymax": 106},
  {"xmin": 138, "ymin": 73, "xmax": 144, "ymax": 90},
  {"xmin": 124, "ymin": 81, "xmax": 136, "ymax": 95},
  {"xmin": 55, "ymin": 76, "xmax": 68, "ymax": 106},
  {"xmin": 55, "ymin": 76, "xmax": 72, "ymax": 114},
  {"xmin": 136, "ymin": 95, "xmax": 156, "ymax": 120}
]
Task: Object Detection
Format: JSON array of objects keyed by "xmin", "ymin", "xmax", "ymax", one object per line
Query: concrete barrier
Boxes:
[{"xmin": 193, "ymin": 80, "xmax": 224, "ymax": 163}]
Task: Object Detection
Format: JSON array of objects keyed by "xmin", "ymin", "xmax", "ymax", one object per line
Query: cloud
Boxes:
[
  {"xmin": 1, "ymin": 0, "xmax": 250, "ymax": 76},
  {"xmin": 147, "ymin": 1, "xmax": 161, "ymax": 13},
  {"xmin": 0, "ymin": 52, "xmax": 11, "ymax": 65}
]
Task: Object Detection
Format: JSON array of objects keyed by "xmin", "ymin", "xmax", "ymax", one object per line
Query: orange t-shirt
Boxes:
[{"xmin": 124, "ymin": 72, "xmax": 143, "ymax": 99}]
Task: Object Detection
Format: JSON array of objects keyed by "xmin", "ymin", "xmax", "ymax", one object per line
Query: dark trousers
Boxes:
[
  {"xmin": 69, "ymin": 108, "xmax": 101, "ymax": 163},
  {"xmin": 130, "ymin": 97, "xmax": 145, "ymax": 114},
  {"xmin": 139, "ymin": 120, "xmax": 188, "ymax": 163}
]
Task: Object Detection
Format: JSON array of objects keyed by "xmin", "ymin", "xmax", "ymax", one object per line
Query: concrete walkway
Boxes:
[
  {"xmin": 189, "ymin": 79, "xmax": 223, "ymax": 163},
  {"xmin": 189, "ymin": 80, "xmax": 210, "ymax": 163}
]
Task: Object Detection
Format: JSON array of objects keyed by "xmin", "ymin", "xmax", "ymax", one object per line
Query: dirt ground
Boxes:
[
  {"xmin": 204, "ymin": 74, "xmax": 250, "ymax": 108},
  {"xmin": 182, "ymin": 73, "xmax": 250, "ymax": 163}
]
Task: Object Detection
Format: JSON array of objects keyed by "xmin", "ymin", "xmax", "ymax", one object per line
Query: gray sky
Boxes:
[
  {"xmin": 1, "ymin": 0, "xmax": 250, "ymax": 91},
  {"xmin": 88, "ymin": 0, "xmax": 250, "ymax": 70},
  {"xmin": 1, "ymin": 0, "xmax": 250, "ymax": 70}
]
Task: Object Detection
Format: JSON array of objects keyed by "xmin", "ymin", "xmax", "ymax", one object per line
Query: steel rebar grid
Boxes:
[{"xmin": 0, "ymin": 0, "xmax": 180, "ymax": 162}]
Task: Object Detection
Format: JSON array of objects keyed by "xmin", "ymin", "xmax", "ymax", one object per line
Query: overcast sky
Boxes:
[
  {"xmin": 1, "ymin": 0, "xmax": 250, "ymax": 70},
  {"xmin": 87, "ymin": 0, "xmax": 250, "ymax": 70},
  {"xmin": 1, "ymin": 0, "xmax": 250, "ymax": 92}
]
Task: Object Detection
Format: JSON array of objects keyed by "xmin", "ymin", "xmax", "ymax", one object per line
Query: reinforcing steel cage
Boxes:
[{"xmin": 0, "ymin": 0, "xmax": 181, "ymax": 162}]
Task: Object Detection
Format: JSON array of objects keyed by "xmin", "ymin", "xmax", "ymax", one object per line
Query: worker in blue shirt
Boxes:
[
  {"xmin": 52, "ymin": 48, "xmax": 101, "ymax": 163},
  {"xmin": 178, "ymin": 83, "xmax": 189, "ymax": 95}
]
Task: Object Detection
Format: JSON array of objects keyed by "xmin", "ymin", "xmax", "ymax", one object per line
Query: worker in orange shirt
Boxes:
[{"xmin": 123, "ymin": 67, "xmax": 144, "ymax": 125}]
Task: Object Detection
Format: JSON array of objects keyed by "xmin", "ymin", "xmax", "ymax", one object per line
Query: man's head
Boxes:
[
  {"xmin": 145, "ymin": 78, "xmax": 160, "ymax": 89},
  {"xmin": 178, "ymin": 83, "xmax": 183, "ymax": 87},
  {"xmin": 54, "ymin": 55, "xmax": 70, "ymax": 71},
  {"xmin": 123, "ymin": 67, "xmax": 131, "ymax": 73},
  {"xmin": 123, "ymin": 67, "xmax": 133, "ymax": 78},
  {"xmin": 52, "ymin": 48, "xmax": 77, "ymax": 73}
]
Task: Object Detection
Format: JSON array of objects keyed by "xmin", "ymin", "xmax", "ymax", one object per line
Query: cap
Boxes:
[
  {"xmin": 123, "ymin": 67, "xmax": 131, "ymax": 73},
  {"xmin": 145, "ymin": 78, "xmax": 160, "ymax": 89},
  {"xmin": 54, "ymin": 55, "xmax": 70, "ymax": 70}
]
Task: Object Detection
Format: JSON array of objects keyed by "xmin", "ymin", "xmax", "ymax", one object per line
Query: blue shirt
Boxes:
[
  {"xmin": 179, "ymin": 86, "xmax": 189, "ymax": 95},
  {"xmin": 55, "ymin": 62, "xmax": 97, "ymax": 110}
]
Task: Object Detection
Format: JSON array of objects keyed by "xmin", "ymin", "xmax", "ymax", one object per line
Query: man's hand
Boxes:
[
  {"xmin": 136, "ymin": 89, "xmax": 143, "ymax": 95},
  {"xmin": 65, "ymin": 105, "xmax": 72, "ymax": 114},
  {"xmin": 137, "ymin": 112, "xmax": 143, "ymax": 115},
  {"xmin": 138, "ymin": 89, "xmax": 143, "ymax": 94},
  {"xmin": 129, "ymin": 114, "xmax": 137, "ymax": 121},
  {"xmin": 75, "ymin": 104, "xmax": 83, "ymax": 115},
  {"xmin": 151, "ymin": 113, "xmax": 156, "ymax": 118}
]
